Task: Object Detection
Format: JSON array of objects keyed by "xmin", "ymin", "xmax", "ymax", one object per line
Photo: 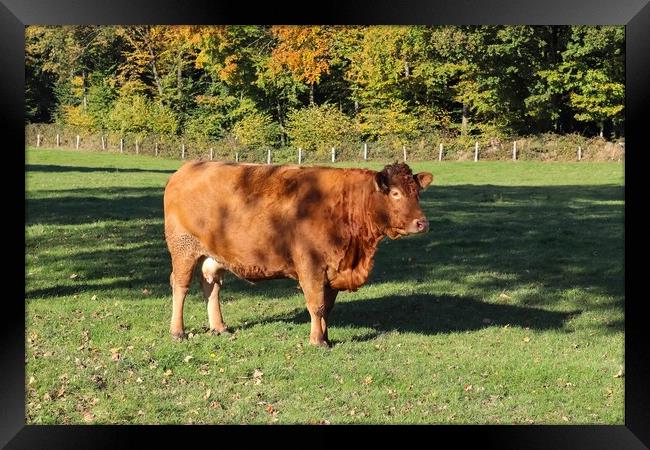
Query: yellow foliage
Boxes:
[{"xmin": 62, "ymin": 104, "xmax": 95, "ymax": 130}]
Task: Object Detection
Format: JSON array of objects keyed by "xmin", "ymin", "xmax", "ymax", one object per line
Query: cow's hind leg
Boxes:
[
  {"xmin": 199, "ymin": 257, "xmax": 229, "ymax": 335},
  {"xmin": 167, "ymin": 234, "xmax": 202, "ymax": 340}
]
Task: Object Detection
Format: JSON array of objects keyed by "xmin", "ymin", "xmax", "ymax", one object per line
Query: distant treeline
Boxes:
[{"xmin": 26, "ymin": 25, "xmax": 624, "ymax": 155}]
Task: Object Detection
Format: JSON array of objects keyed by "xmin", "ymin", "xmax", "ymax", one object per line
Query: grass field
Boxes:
[{"xmin": 25, "ymin": 148, "xmax": 625, "ymax": 424}]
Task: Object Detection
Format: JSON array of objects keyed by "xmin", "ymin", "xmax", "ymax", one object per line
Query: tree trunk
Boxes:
[
  {"xmin": 309, "ymin": 84, "xmax": 315, "ymax": 106},
  {"xmin": 404, "ymin": 60, "xmax": 410, "ymax": 77},
  {"xmin": 147, "ymin": 44, "xmax": 164, "ymax": 99},
  {"xmin": 599, "ymin": 122, "xmax": 604, "ymax": 138},
  {"xmin": 177, "ymin": 51, "xmax": 183, "ymax": 99},
  {"xmin": 277, "ymin": 100, "xmax": 286, "ymax": 146},
  {"xmin": 354, "ymin": 100, "xmax": 359, "ymax": 115},
  {"xmin": 462, "ymin": 103, "xmax": 469, "ymax": 134}
]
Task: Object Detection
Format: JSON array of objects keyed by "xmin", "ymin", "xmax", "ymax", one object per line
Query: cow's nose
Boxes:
[{"xmin": 414, "ymin": 217, "xmax": 429, "ymax": 232}]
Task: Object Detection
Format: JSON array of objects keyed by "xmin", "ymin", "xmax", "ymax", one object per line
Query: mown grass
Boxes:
[{"xmin": 25, "ymin": 148, "xmax": 624, "ymax": 424}]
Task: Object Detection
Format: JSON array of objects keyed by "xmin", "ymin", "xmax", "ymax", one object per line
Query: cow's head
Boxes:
[{"xmin": 373, "ymin": 162, "xmax": 433, "ymax": 239}]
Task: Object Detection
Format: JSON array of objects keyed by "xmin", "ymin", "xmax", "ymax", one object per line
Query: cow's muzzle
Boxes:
[{"xmin": 409, "ymin": 217, "xmax": 429, "ymax": 234}]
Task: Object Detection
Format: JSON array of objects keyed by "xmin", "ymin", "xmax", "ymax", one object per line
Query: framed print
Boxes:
[{"xmin": 4, "ymin": 0, "xmax": 649, "ymax": 448}]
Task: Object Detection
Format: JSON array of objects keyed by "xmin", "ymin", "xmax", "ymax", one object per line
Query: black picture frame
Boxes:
[{"xmin": 6, "ymin": 0, "xmax": 648, "ymax": 448}]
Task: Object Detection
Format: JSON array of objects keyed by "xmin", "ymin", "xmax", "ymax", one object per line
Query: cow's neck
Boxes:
[{"xmin": 328, "ymin": 176, "xmax": 385, "ymax": 291}]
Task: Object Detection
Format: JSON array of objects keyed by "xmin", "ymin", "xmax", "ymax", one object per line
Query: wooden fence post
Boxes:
[
  {"xmin": 331, "ymin": 147, "xmax": 336, "ymax": 163},
  {"xmin": 513, "ymin": 141, "xmax": 517, "ymax": 161},
  {"xmin": 56, "ymin": 134, "xmax": 60, "ymax": 147},
  {"xmin": 120, "ymin": 138, "xmax": 124, "ymax": 153},
  {"xmin": 209, "ymin": 147, "xmax": 213, "ymax": 160},
  {"xmin": 298, "ymin": 147, "xmax": 302, "ymax": 165},
  {"xmin": 101, "ymin": 135, "xmax": 105, "ymax": 150},
  {"xmin": 135, "ymin": 140, "xmax": 139, "ymax": 154},
  {"xmin": 36, "ymin": 134, "xmax": 41, "ymax": 147},
  {"xmin": 578, "ymin": 146, "xmax": 582, "ymax": 161},
  {"xmin": 438, "ymin": 143, "xmax": 443, "ymax": 161},
  {"xmin": 403, "ymin": 145, "xmax": 407, "ymax": 162},
  {"xmin": 155, "ymin": 142, "xmax": 158, "ymax": 156},
  {"xmin": 76, "ymin": 135, "xmax": 80, "ymax": 150},
  {"xmin": 474, "ymin": 142, "xmax": 479, "ymax": 162},
  {"xmin": 181, "ymin": 143, "xmax": 186, "ymax": 159},
  {"xmin": 236, "ymin": 152, "xmax": 239, "ymax": 163},
  {"xmin": 267, "ymin": 149, "xmax": 272, "ymax": 164},
  {"xmin": 363, "ymin": 143, "xmax": 368, "ymax": 161}
]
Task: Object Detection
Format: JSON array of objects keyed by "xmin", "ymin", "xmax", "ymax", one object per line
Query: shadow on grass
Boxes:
[
  {"xmin": 26, "ymin": 183, "xmax": 624, "ymax": 330},
  {"xmin": 26, "ymin": 164, "xmax": 176, "ymax": 174},
  {"xmin": 236, "ymin": 293, "xmax": 581, "ymax": 338}
]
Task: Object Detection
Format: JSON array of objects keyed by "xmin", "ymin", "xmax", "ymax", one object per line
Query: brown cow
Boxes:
[{"xmin": 163, "ymin": 161, "xmax": 433, "ymax": 347}]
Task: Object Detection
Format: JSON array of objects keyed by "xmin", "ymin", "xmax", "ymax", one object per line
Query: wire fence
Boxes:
[{"xmin": 26, "ymin": 124, "xmax": 625, "ymax": 164}]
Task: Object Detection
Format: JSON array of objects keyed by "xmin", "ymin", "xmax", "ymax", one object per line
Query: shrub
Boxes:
[
  {"xmin": 286, "ymin": 103, "xmax": 359, "ymax": 155},
  {"xmin": 232, "ymin": 112, "xmax": 280, "ymax": 148}
]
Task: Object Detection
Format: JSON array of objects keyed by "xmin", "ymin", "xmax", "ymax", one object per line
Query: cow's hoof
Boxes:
[
  {"xmin": 310, "ymin": 339, "xmax": 331, "ymax": 348},
  {"xmin": 171, "ymin": 331, "xmax": 186, "ymax": 341},
  {"xmin": 210, "ymin": 327, "xmax": 231, "ymax": 336}
]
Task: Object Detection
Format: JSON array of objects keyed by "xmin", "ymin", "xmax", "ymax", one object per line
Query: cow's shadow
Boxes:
[{"xmin": 235, "ymin": 293, "xmax": 582, "ymax": 342}]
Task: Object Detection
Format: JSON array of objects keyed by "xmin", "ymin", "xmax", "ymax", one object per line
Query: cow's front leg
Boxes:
[
  {"xmin": 321, "ymin": 285, "xmax": 338, "ymax": 345},
  {"xmin": 299, "ymin": 277, "xmax": 330, "ymax": 348}
]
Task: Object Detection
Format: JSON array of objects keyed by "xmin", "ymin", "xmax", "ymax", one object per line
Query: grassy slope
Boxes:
[{"xmin": 26, "ymin": 148, "xmax": 624, "ymax": 424}]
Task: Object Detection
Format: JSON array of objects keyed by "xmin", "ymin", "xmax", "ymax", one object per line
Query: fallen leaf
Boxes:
[
  {"xmin": 523, "ymin": 336, "xmax": 531, "ymax": 343},
  {"xmin": 561, "ymin": 416, "xmax": 569, "ymax": 422},
  {"xmin": 28, "ymin": 376, "xmax": 35, "ymax": 385},
  {"xmin": 136, "ymin": 377, "xmax": 143, "ymax": 383},
  {"xmin": 266, "ymin": 404, "xmax": 274, "ymax": 413},
  {"xmin": 90, "ymin": 295, "xmax": 97, "ymax": 301},
  {"xmin": 83, "ymin": 411, "xmax": 95, "ymax": 422},
  {"xmin": 164, "ymin": 369, "xmax": 172, "ymax": 377},
  {"xmin": 111, "ymin": 352, "xmax": 121, "ymax": 361},
  {"xmin": 362, "ymin": 375, "xmax": 373, "ymax": 385},
  {"xmin": 69, "ymin": 273, "xmax": 78, "ymax": 279},
  {"xmin": 613, "ymin": 369, "xmax": 624, "ymax": 378},
  {"xmin": 464, "ymin": 384, "xmax": 473, "ymax": 392},
  {"xmin": 183, "ymin": 355, "xmax": 193, "ymax": 363},
  {"xmin": 253, "ymin": 369, "xmax": 263, "ymax": 379},
  {"xmin": 203, "ymin": 389, "xmax": 212, "ymax": 400}
]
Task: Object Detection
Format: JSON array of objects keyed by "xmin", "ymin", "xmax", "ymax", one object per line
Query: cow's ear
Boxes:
[
  {"xmin": 374, "ymin": 171, "xmax": 390, "ymax": 193},
  {"xmin": 415, "ymin": 172, "xmax": 433, "ymax": 189}
]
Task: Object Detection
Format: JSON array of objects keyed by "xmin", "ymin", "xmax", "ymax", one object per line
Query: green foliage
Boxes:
[
  {"xmin": 285, "ymin": 103, "xmax": 358, "ymax": 154},
  {"xmin": 105, "ymin": 94, "xmax": 179, "ymax": 136},
  {"xmin": 26, "ymin": 25, "xmax": 626, "ymax": 141},
  {"xmin": 232, "ymin": 113, "xmax": 280, "ymax": 148}
]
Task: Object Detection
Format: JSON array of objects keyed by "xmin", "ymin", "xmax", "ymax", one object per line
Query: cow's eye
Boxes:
[{"xmin": 390, "ymin": 189, "xmax": 401, "ymax": 199}]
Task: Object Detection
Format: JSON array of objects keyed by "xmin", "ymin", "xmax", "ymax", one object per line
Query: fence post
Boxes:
[
  {"xmin": 403, "ymin": 145, "xmax": 407, "ymax": 162},
  {"xmin": 578, "ymin": 146, "xmax": 582, "ymax": 161},
  {"xmin": 120, "ymin": 138, "xmax": 124, "ymax": 153},
  {"xmin": 298, "ymin": 147, "xmax": 302, "ymax": 165},
  {"xmin": 438, "ymin": 143, "xmax": 443, "ymax": 161},
  {"xmin": 209, "ymin": 147, "xmax": 213, "ymax": 161},
  {"xmin": 181, "ymin": 143, "xmax": 186, "ymax": 159},
  {"xmin": 331, "ymin": 147, "xmax": 336, "ymax": 163},
  {"xmin": 513, "ymin": 141, "xmax": 517, "ymax": 161},
  {"xmin": 363, "ymin": 142, "xmax": 368, "ymax": 161},
  {"xmin": 36, "ymin": 134, "xmax": 41, "ymax": 147},
  {"xmin": 76, "ymin": 135, "xmax": 80, "ymax": 150},
  {"xmin": 135, "ymin": 140, "xmax": 139, "ymax": 154},
  {"xmin": 474, "ymin": 141, "xmax": 479, "ymax": 162},
  {"xmin": 56, "ymin": 134, "xmax": 60, "ymax": 148},
  {"xmin": 267, "ymin": 149, "xmax": 272, "ymax": 164},
  {"xmin": 155, "ymin": 142, "xmax": 158, "ymax": 157},
  {"xmin": 101, "ymin": 135, "xmax": 105, "ymax": 150}
]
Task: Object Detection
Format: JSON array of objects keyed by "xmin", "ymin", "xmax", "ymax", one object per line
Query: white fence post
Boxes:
[
  {"xmin": 578, "ymin": 146, "xmax": 582, "ymax": 161},
  {"xmin": 101, "ymin": 135, "xmax": 105, "ymax": 150},
  {"xmin": 56, "ymin": 134, "xmax": 60, "ymax": 147},
  {"xmin": 135, "ymin": 140, "xmax": 139, "ymax": 154},
  {"xmin": 403, "ymin": 145, "xmax": 407, "ymax": 162},
  {"xmin": 236, "ymin": 152, "xmax": 239, "ymax": 163},
  {"xmin": 298, "ymin": 147, "xmax": 302, "ymax": 165},
  {"xmin": 513, "ymin": 141, "xmax": 517, "ymax": 161},
  {"xmin": 474, "ymin": 141, "xmax": 479, "ymax": 162},
  {"xmin": 267, "ymin": 149, "xmax": 272, "ymax": 164},
  {"xmin": 363, "ymin": 142, "xmax": 368, "ymax": 161},
  {"xmin": 181, "ymin": 143, "xmax": 185, "ymax": 159},
  {"xmin": 76, "ymin": 135, "xmax": 80, "ymax": 149},
  {"xmin": 155, "ymin": 142, "xmax": 158, "ymax": 156},
  {"xmin": 120, "ymin": 138, "xmax": 124, "ymax": 153},
  {"xmin": 209, "ymin": 147, "xmax": 213, "ymax": 161},
  {"xmin": 331, "ymin": 147, "xmax": 335, "ymax": 163},
  {"xmin": 36, "ymin": 134, "xmax": 41, "ymax": 147},
  {"xmin": 438, "ymin": 143, "xmax": 443, "ymax": 161}
]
